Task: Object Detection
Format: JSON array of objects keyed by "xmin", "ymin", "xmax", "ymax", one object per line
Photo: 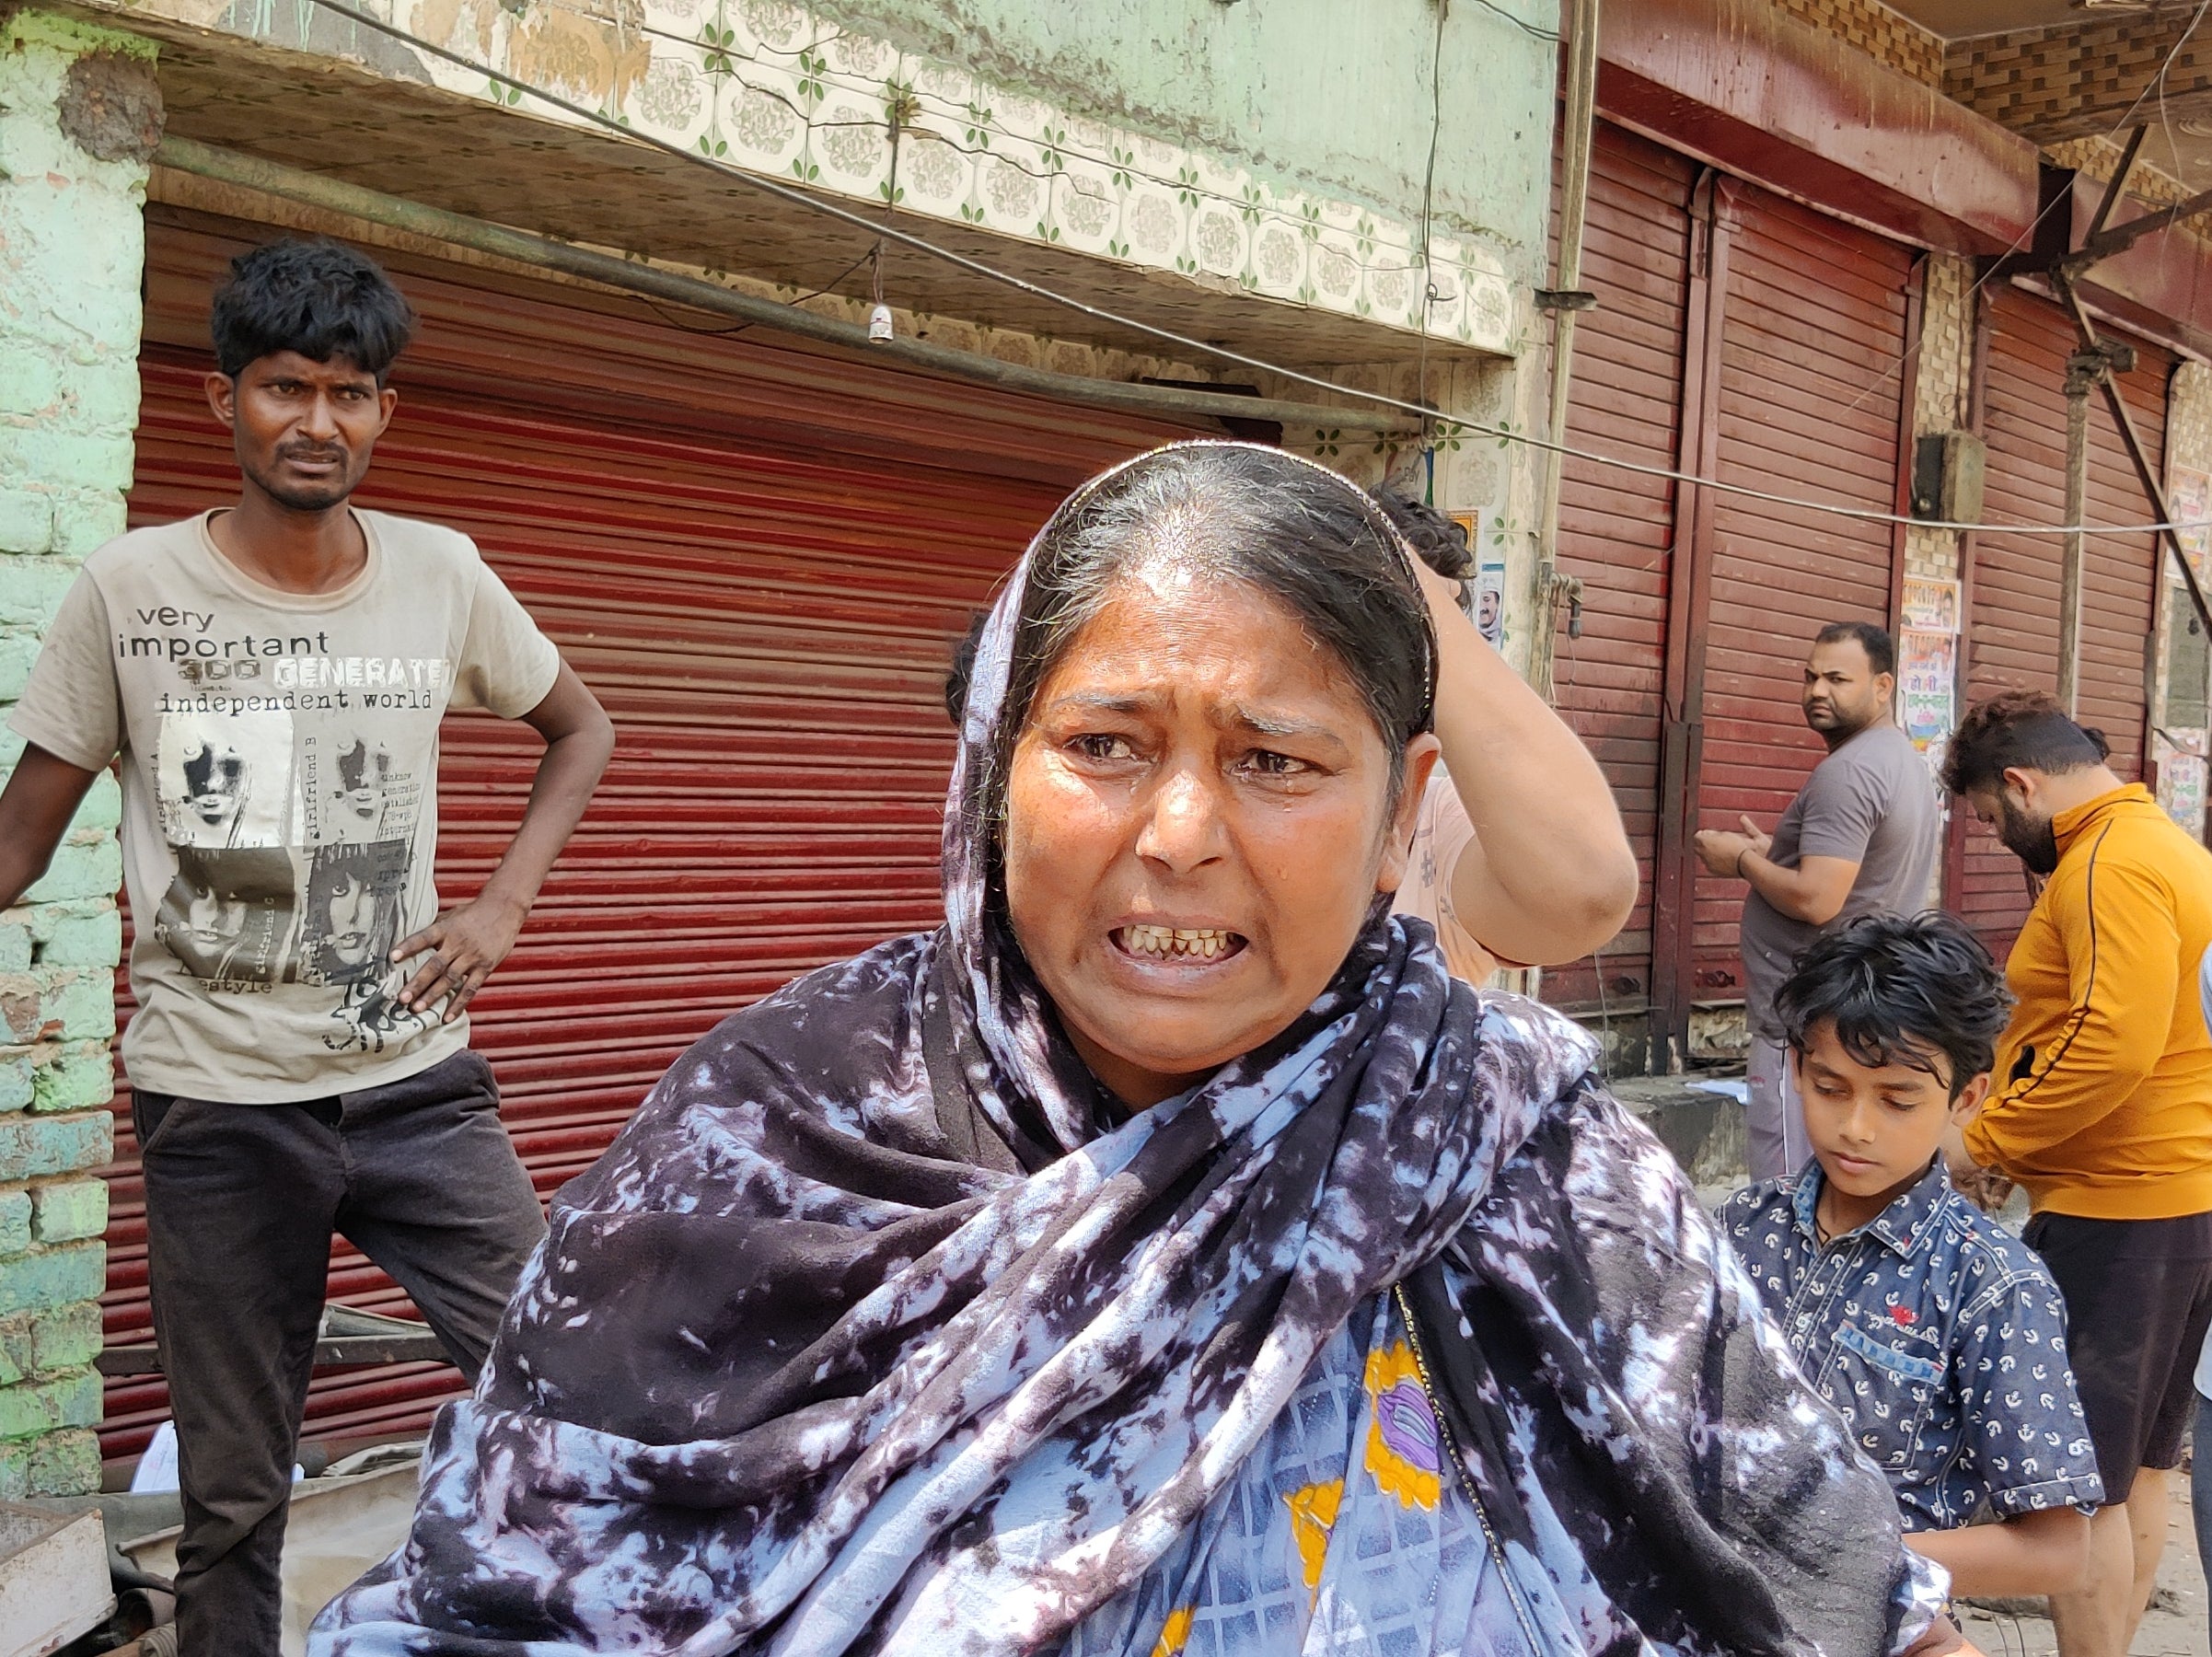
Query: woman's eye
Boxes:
[{"xmin": 1070, "ymin": 734, "xmax": 1136, "ymax": 761}]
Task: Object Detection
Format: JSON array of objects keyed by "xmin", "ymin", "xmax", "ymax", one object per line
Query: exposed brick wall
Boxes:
[
  {"xmin": 0, "ymin": 8, "xmax": 154, "ymax": 1497},
  {"xmin": 1762, "ymin": 0, "xmax": 1942, "ymax": 87},
  {"xmin": 2044, "ymin": 134, "xmax": 2199, "ymax": 210},
  {"xmin": 1947, "ymin": 14, "xmax": 2212, "ymax": 143}
]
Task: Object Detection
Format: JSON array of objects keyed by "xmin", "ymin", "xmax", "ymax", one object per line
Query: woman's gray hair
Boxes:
[{"xmin": 993, "ymin": 443, "xmax": 1439, "ymax": 811}]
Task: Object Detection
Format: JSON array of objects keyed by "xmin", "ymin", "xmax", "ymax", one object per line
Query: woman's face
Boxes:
[
  {"xmin": 328, "ymin": 873, "xmax": 376, "ymax": 965},
  {"xmin": 184, "ymin": 881, "xmax": 244, "ymax": 947},
  {"xmin": 1003, "ymin": 570, "xmax": 1437, "ymax": 1110}
]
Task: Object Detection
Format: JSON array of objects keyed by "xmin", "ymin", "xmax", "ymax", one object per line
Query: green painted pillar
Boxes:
[{"xmin": 0, "ymin": 9, "xmax": 160, "ymax": 1495}]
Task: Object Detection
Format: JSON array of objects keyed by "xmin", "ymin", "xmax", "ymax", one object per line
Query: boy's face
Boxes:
[{"xmin": 1793, "ymin": 1020, "xmax": 1989, "ymax": 1204}]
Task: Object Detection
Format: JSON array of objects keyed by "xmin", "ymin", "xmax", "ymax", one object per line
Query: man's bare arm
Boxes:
[{"xmin": 0, "ymin": 746, "xmax": 101, "ymax": 912}]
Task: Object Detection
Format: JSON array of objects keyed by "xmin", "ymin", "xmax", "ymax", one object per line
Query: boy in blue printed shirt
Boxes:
[{"xmin": 1720, "ymin": 912, "xmax": 2102, "ymax": 1598}]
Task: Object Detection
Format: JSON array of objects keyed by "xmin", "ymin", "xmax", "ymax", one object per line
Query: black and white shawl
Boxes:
[{"xmin": 313, "ymin": 447, "xmax": 1945, "ymax": 1657}]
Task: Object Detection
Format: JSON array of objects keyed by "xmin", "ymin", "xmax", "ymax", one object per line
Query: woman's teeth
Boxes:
[{"xmin": 1120, "ymin": 924, "xmax": 1239, "ymax": 960}]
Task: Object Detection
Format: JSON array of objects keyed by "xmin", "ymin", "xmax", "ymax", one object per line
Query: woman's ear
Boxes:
[{"xmin": 1375, "ymin": 734, "xmax": 1442, "ymax": 895}]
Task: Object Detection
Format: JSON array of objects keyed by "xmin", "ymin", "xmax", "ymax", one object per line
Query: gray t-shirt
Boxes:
[
  {"xmin": 1739, "ymin": 723, "xmax": 1942, "ymax": 1040},
  {"xmin": 9, "ymin": 510, "xmax": 560, "ymax": 1102}
]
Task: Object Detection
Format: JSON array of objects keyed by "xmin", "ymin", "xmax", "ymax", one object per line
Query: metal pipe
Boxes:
[
  {"xmin": 2058, "ymin": 351, "xmax": 2099, "ymax": 715},
  {"xmin": 1530, "ymin": 0, "xmax": 1602, "ymax": 706},
  {"xmin": 154, "ymin": 136, "xmax": 1415, "ymax": 435}
]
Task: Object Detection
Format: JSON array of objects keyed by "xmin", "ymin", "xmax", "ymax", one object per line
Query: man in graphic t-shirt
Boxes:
[
  {"xmin": 1693, "ymin": 622, "xmax": 1941, "ymax": 1181},
  {"xmin": 0, "ymin": 239, "xmax": 614, "ymax": 1655}
]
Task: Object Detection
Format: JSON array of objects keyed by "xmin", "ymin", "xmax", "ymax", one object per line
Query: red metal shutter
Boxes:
[
  {"xmin": 100, "ymin": 208, "xmax": 1202, "ymax": 1466},
  {"xmin": 1546, "ymin": 122, "xmax": 1697, "ymax": 1016},
  {"xmin": 1961, "ymin": 286, "xmax": 2167, "ymax": 959},
  {"xmin": 1691, "ymin": 186, "xmax": 1913, "ymax": 998}
]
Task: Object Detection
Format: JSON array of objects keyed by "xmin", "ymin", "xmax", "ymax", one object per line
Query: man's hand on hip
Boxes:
[{"xmin": 392, "ymin": 895, "xmax": 528, "ymax": 1024}]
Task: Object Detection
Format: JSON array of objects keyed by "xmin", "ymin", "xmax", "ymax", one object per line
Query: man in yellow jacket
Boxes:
[{"xmin": 1943, "ymin": 689, "xmax": 2212, "ymax": 1657}]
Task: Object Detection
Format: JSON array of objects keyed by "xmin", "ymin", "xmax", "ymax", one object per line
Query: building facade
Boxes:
[
  {"xmin": 1543, "ymin": 0, "xmax": 2212, "ymax": 1071},
  {"xmin": 6, "ymin": 0, "xmax": 2212, "ymax": 1492}
]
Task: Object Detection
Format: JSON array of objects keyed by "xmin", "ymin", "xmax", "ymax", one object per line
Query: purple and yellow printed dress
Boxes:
[{"xmin": 1071, "ymin": 1289, "xmax": 1550, "ymax": 1657}]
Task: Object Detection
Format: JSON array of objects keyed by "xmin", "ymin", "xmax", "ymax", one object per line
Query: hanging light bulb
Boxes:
[{"xmin": 869, "ymin": 303, "xmax": 895, "ymax": 342}]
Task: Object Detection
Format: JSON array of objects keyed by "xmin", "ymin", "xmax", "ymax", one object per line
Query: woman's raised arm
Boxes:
[{"xmin": 1410, "ymin": 555, "xmax": 1638, "ymax": 967}]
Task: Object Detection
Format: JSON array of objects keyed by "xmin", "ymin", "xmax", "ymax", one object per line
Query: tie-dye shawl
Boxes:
[{"xmin": 313, "ymin": 462, "xmax": 1945, "ymax": 1657}]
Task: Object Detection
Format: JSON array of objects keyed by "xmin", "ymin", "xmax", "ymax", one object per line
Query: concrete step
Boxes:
[{"xmin": 0, "ymin": 1503, "xmax": 110, "ymax": 1657}]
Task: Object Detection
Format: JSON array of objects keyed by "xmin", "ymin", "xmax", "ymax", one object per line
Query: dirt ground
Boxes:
[{"xmin": 1956, "ymin": 1470, "xmax": 2206, "ymax": 1655}]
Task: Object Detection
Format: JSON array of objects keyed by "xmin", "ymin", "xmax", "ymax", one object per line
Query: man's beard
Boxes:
[
  {"xmin": 1806, "ymin": 700, "xmax": 1873, "ymax": 741},
  {"xmin": 1997, "ymin": 795, "xmax": 2060, "ymax": 875}
]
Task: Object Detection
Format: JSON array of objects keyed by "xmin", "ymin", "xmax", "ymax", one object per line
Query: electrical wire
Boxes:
[
  {"xmin": 1458, "ymin": 0, "xmax": 1560, "ymax": 41},
  {"xmin": 274, "ymin": 0, "xmax": 2212, "ymax": 538},
  {"xmin": 640, "ymin": 244, "xmax": 876, "ymax": 335}
]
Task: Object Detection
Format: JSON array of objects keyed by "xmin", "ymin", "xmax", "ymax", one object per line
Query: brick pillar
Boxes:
[
  {"xmin": 2156, "ymin": 361, "xmax": 2212, "ymax": 839},
  {"xmin": 1901, "ymin": 255, "xmax": 1975, "ymax": 907},
  {"xmin": 0, "ymin": 9, "xmax": 160, "ymax": 1496}
]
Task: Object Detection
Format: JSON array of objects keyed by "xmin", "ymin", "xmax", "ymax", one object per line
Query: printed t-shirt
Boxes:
[
  {"xmin": 1392, "ymin": 767, "xmax": 1502, "ymax": 983},
  {"xmin": 8, "ymin": 509, "xmax": 560, "ymax": 1103},
  {"xmin": 1738, "ymin": 723, "xmax": 1940, "ymax": 1040}
]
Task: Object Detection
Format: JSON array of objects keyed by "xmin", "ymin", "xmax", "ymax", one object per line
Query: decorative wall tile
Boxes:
[{"xmin": 162, "ymin": 0, "xmax": 1523, "ymax": 353}]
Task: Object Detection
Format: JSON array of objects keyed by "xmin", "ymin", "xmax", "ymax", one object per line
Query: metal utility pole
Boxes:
[
  {"xmin": 1529, "ymin": 0, "xmax": 1602, "ymax": 705},
  {"xmin": 2057, "ymin": 348, "xmax": 2104, "ymax": 715}
]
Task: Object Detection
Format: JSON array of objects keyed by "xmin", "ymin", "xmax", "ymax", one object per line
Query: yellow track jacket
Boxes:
[{"xmin": 1966, "ymin": 783, "xmax": 2212, "ymax": 1219}]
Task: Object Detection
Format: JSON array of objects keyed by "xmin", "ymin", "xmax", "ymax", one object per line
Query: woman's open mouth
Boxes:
[{"xmin": 1112, "ymin": 923, "xmax": 1248, "ymax": 964}]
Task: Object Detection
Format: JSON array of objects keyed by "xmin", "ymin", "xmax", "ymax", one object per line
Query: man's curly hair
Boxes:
[{"xmin": 1939, "ymin": 688, "xmax": 2109, "ymax": 796}]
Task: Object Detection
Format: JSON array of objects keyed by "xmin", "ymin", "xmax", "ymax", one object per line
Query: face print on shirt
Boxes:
[
  {"xmin": 154, "ymin": 845, "xmax": 296, "ymax": 986},
  {"xmin": 300, "ymin": 840, "xmax": 409, "ymax": 986},
  {"xmin": 330, "ymin": 737, "xmax": 395, "ymax": 841},
  {"xmin": 156, "ymin": 709, "xmax": 297, "ymax": 848}
]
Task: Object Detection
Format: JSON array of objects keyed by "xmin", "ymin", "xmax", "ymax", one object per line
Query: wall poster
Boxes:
[{"xmin": 1898, "ymin": 626, "xmax": 1958, "ymax": 759}]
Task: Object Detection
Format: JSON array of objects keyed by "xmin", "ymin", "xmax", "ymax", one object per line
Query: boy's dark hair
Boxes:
[
  {"xmin": 210, "ymin": 239, "xmax": 417, "ymax": 385},
  {"xmin": 1812, "ymin": 619, "xmax": 1895, "ymax": 678},
  {"xmin": 1776, "ymin": 911, "xmax": 2014, "ymax": 1096},
  {"xmin": 1938, "ymin": 688, "xmax": 2111, "ymax": 796},
  {"xmin": 1369, "ymin": 488, "xmax": 1474, "ymax": 583}
]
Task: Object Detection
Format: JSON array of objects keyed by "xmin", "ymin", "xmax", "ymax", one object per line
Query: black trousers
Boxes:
[{"xmin": 133, "ymin": 1049, "xmax": 547, "ymax": 1657}]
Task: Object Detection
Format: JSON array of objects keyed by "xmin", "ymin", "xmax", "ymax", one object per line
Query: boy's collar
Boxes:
[{"xmin": 1789, "ymin": 1156, "xmax": 1951, "ymax": 1258}]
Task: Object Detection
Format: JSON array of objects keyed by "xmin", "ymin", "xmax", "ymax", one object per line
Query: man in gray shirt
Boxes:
[{"xmin": 1694, "ymin": 621, "xmax": 1942, "ymax": 1179}]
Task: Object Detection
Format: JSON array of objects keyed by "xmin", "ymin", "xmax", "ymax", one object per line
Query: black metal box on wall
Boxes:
[{"xmin": 1911, "ymin": 430, "xmax": 1986, "ymax": 524}]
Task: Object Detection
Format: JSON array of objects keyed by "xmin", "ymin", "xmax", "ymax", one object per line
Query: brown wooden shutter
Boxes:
[
  {"xmin": 1961, "ymin": 286, "xmax": 2167, "ymax": 961},
  {"xmin": 1690, "ymin": 185, "xmax": 1913, "ymax": 1000},
  {"xmin": 100, "ymin": 207, "xmax": 1203, "ymax": 1466},
  {"xmin": 1546, "ymin": 122, "xmax": 1697, "ymax": 1014}
]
